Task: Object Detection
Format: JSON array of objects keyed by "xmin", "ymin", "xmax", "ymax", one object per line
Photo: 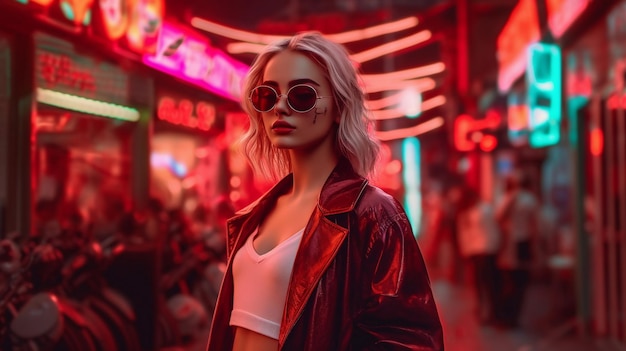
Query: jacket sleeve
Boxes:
[{"xmin": 352, "ymin": 210, "xmax": 444, "ymax": 351}]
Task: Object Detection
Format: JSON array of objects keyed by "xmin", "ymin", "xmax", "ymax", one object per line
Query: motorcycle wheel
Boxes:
[{"xmin": 89, "ymin": 296, "xmax": 142, "ymax": 351}]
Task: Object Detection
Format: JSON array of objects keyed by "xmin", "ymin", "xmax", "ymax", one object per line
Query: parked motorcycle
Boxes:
[{"xmin": 0, "ymin": 239, "xmax": 101, "ymax": 351}]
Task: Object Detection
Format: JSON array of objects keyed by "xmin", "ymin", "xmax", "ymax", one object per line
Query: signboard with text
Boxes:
[
  {"xmin": 9, "ymin": 0, "xmax": 165, "ymax": 55},
  {"xmin": 143, "ymin": 23, "xmax": 249, "ymax": 102},
  {"xmin": 35, "ymin": 33, "xmax": 130, "ymax": 104}
]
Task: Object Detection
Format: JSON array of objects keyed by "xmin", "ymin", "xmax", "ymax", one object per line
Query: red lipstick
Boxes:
[
  {"xmin": 272, "ymin": 120, "xmax": 294, "ymax": 129},
  {"xmin": 271, "ymin": 120, "xmax": 295, "ymax": 134}
]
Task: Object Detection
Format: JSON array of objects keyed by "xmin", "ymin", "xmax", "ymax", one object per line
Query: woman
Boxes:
[{"xmin": 205, "ymin": 31, "xmax": 443, "ymax": 351}]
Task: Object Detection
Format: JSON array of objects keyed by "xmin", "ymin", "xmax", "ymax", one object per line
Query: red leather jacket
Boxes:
[{"xmin": 206, "ymin": 159, "xmax": 444, "ymax": 351}]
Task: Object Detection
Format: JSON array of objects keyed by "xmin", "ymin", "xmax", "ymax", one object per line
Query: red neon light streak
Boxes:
[
  {"xmin": 369, "ymin": 95, "xmax": 445, "ymax": 120},
  {"xmin": 350, "ymin": 30, "xmax": 431, "ymax": 63},
  {"xmin": 363, "ymin": 78, "xmax": 435, "ymax": 94},
  {"xmin": 375, "ymin": 116, "xmax": 444, "ymax": 141},
  {"xmin": 191, "ymin": 16, "xmax": 418, "ymax": 45},
  {"xmin": 362, "ymin": 62, "xmax": 445, "ymax": 83}
]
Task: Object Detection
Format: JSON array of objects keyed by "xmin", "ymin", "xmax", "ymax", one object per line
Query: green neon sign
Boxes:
[{"xmin": 526, "ymin": 42, "xmax": 562, "ymax": 148}]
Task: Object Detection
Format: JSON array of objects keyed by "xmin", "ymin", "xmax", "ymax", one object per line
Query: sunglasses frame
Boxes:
[{"xmin": 248, "ymin": 84, "xmax": 330, "ymax": 113}]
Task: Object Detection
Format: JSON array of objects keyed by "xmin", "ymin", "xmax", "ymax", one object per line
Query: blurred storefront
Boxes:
[
  {"xmin": 31, "ymin": 32, "xmax": 152, "ymax": 241},
  {"xmin": 151, "ymin": 80, "xmax": 230, "ymax": 218},
  {"xmin": 0, "ymin": 2, "xmax": 251, "ymax": 349},
  {"xmin": 567, "ymin": 0, "xmax": 626, "ymax": 344},
  {"xmin": 487, "ymin": 0, "xmax": 625, "ymax": 345},
  {"xmin": 0, "ymin": 0, "xmax": 160, "ymax": 239},
  {"xmin": 0, "ymin": 0, "xmax": 252, "ymax": 239},
  {"xmin": 142, "ymin": 20, "xmax": 251, "ymax": 219}
]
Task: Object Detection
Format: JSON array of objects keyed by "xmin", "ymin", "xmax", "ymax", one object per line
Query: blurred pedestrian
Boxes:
[
  {"xmin": 495, "ymin": 173, "xmax": 541, "ymax": 328},
  {"xmin": 456, "ymin": 187, "xmax": 501, "ymax": 325},
  {"xmin": 444, "ymin": 183, "xmax": 464, "ymax": 284},
  {"xmin": 205, "ymin": 31, "xmax": 443, "ymax": 351}
]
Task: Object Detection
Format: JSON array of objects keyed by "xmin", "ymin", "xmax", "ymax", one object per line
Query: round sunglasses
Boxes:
[{"xmin": 248, "ymin": 84, "xmax": 330, "ymax": 113}]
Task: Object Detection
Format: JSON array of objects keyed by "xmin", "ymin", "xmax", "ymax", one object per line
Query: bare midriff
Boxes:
[{"xmin": 232, "ymin": 327, "xmax": 278, "ymax": 351}]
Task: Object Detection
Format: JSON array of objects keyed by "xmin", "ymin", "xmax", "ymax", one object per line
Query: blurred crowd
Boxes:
[{"xmin": 418, "ymin": 172, "xmax": 576, "ymax": 331}]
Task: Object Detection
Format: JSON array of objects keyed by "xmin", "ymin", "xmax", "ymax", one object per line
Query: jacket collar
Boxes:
[
  {"xmin": 235, "ymin": 157, "xmax": 367, "ymax": 215},
  {"xmin": 226, "ymin": 158, "xmax": 368, "ymax": 253}
]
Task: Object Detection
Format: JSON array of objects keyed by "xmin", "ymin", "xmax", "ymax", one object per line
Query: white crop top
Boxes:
[{"xmin": 230, "ymin": 227, "xmax": 304, "ymax": 339}]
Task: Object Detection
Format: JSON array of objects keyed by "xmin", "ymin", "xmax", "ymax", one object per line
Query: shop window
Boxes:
[{"xmin": 32, "ymin": 104, "xmax": 134, "ymax": 242}]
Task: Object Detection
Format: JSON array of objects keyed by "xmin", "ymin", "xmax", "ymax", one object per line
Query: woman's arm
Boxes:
[{"xmin": 353, "ymin": 210, "xmax": 444, "ymax": 351}]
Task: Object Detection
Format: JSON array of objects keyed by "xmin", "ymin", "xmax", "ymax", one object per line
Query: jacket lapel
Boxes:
[
  {"xmin": 226, "ymin": 174, "xmax": 294, "ymax": 257},
  {"xmin": 278, "ymin": 159, "xmax": 368, "ymax": 347}
]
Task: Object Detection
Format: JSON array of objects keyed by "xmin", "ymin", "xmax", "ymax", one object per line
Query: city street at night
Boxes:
[{"xmin": 1, "ymin": 0, "xmax": 626, "ymax": 350}]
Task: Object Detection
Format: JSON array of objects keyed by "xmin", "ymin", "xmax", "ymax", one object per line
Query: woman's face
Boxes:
[{"xmin": 258, "ymin": 50, "xmax": 336, "ymax": 153}]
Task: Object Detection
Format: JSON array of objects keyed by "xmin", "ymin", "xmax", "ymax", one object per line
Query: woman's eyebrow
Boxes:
[{"xmin": 261, "ymin": 78, "xmax": 321, "ymax": 87}]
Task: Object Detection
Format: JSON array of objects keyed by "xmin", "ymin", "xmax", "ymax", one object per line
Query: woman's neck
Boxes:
[{"xmin": 288, "ymin": 151, "xmax": 339, "ymax": 199}]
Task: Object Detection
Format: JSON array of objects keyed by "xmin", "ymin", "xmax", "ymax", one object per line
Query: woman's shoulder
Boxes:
[{"xmin": 355, "ymin": 183, "xmax": 405, "ymax": 216}]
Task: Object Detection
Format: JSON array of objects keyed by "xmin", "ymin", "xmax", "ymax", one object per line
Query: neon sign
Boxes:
[
  {"xmin": 98, "ymin": 0, "xmax": 129, "ymax": 40},
  {"xmin": 14, "ymin": 0, "xmax": 164, "ymax": 54},
  {"xmin": 497, "ymin": 0, "xmax": 590, "ymax": 92},
  {"xmin": 38, "ymin": 52, "xmax": 96, "ymax": 92},
  {"xmin": 60, "ymin": 0, "xmax": 94, "ymax": 25},
  {"xmin": 35, "ymin": 34, "xmax": 131, "ymax": 104},
  {"xmin": 144, "ymin": 23, "xmax": 249, "ymax": 102},
  {"xmin": 401, "ymin": 137, "xmax": 421, "ymax": 236},
  {"xmin": 527, "ymin": 42, "xmax": 562, "ymax": 148},
  {"xmin": 454, "ymin": 111, "xmax": 501, "ymax": 151},
  {"xmin": 125, "ymin": 0, "xmax": 164, "ymax": 54},
  {"xmin": 547, "ymin": 0, "xmax": 591, "ymax": 38},
  {"xmin": 157, "ymin": 97, "xmax": 216, "ymax": 131},
  {"xmin": 497, "ymin": 0, "xmax": 540, "ymax": 92}
]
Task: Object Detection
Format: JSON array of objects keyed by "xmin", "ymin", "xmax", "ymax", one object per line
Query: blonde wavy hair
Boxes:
[{"xmin": 239, "ymin": 31, "xmax": 380, "ymax": 181}]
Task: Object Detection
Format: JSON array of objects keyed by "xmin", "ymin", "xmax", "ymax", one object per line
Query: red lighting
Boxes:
[
  {"xmin": 99, "ymin": 0, "xmax": 129, "ymax": 40},
  {"xmin": 60, "ymin": 0, "xmax": 95, "ymax": 25},
  {"xmin": 497, "ymin": 0, "xmax": 540, "ymax": 91},
  {"xmin": 590, "ymin": 127, "xmax": 604, "ymax": 156},
  {"xmin": 157, "ymin": 97, "xmax": 215, "ymax": 131},
  {"xmin": 32, "ymin": 0, "xmax": 54, "ymax": 5},
  {"xmin": 454, "ymin": 114, "xmax": 475, "ymax": 151},
  {"xmin": 606, "ymin": 94, "xmax": 626, "ymax": 110},
  {"xmin": 479, "ymin": 135, "xmax": 498, "ymax": 152}
]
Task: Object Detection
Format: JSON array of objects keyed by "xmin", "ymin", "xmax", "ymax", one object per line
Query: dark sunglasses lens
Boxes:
[
  {"xmin": 288, "ymin": 85, "xmax": 317, "ymax": 112},
  {"xmin": 251, "ymin": 87, "xmax": 277, "ymax": 112}
]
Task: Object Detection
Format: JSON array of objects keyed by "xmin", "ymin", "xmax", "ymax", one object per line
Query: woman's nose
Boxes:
[{"xmin": 274, "ymin": 93, "xmax": 291, "ymax": 114}]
